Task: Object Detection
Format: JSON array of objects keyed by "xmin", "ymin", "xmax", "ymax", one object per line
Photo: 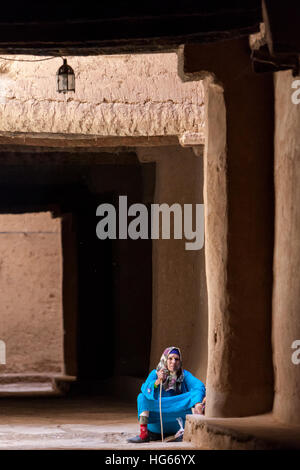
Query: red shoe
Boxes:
[{"xmin": 127, "ymin": 435, "xmax": 150, "ymax": 443}]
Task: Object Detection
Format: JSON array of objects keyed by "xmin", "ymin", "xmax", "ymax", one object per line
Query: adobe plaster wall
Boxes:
[
  {"xmin": 273, "ymin": 69, "xmax": 300, "ymax": 424},
  {"xmin": 138, "ymin": 146, "xmax": 208, "ymax": 382},
  {"xmin": 0, "ymin": 52, "xmax": 207, "ymax": 384},
  {"xmin": 0, "ymin": 53, "xmax": 204, "ymax": 138},
  {"xmin": 0, "ymin": 212, "xmax": 64, "ymax": 374}
]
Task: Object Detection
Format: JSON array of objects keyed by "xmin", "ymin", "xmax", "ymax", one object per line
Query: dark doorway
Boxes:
[
  {"xmin": 76, "ymin": 193, "xmax": 115, "ymax": 389},
  {"xmin": 74, "ymin": 187, "xmax": 154, "ymax": 395}
]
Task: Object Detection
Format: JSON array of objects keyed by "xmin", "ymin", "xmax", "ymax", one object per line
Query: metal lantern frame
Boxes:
[{"xmin": 56, "ymin": 58, "xmax": 75, "ymax": 93}]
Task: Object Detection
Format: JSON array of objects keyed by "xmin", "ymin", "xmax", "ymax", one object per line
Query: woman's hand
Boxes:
[
  {"xmin": 155, "ymin": 369, "xmax": 166, "ymax": 386},
  {"xmin": 194, "ymin": 402, "xmax": 204, "ymax": 414}
]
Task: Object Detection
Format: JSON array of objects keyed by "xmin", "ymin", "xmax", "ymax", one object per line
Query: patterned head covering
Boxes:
[{"xmin": 156, "ymin": 346, "xmax": 184, "ymax": 392}]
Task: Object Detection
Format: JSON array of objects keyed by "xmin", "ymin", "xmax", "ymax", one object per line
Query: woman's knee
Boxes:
[
  {"xmin": 137, "ymin": 393, "xmax": 143, "ymax": 403},
  {"xmin": 137, "ymin": 393, "xmax": 150, "ymax": 413}
]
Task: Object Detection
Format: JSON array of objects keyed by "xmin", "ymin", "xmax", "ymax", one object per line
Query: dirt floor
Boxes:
[{"xmin": 0, "ymin": 396, "xmax": 196, "ymax": 450}]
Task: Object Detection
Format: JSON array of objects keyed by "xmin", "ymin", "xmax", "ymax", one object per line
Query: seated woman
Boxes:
[{"xmin": 128, "ymin": 346, "xmax": 206, "ymax": 443}]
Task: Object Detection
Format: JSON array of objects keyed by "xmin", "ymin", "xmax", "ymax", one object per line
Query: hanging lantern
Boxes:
[{"xmin": 56, "ymin": 58, "xmax": 75, "ymax": 93}]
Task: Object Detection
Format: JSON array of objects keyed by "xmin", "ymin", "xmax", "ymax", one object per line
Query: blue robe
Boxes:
[{"xmin": 137, "ymin": 369, "xmax": 206, "ymax": 434}]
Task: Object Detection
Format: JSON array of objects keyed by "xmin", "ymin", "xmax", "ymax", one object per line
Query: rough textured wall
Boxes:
[
  {"xmin": 0, "ymin": 212, "xmax": 64, "ymax": 374},
  {"xmin": 137, "ymin": 146, "xmax": 208, "ymax": 382},
  {"xmin": 0, "ymin": 54, "xmax": 204, "ymax": 137},
  {"xmin": 273, "ymin": 70, "xmax": 300, "ymax": 424},
  {"xmin": 183, "ymin": 39, "xmax": 274, "ymax": 418}
]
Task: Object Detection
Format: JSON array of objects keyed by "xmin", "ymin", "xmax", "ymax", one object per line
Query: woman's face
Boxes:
[{"xmin": 167, "ymin": 353, "xmax": 180, "ymax": 372}]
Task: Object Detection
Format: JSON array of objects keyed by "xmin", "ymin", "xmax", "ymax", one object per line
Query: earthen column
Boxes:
[
  {"xmin": 273, "ymin": 70, "xmax": 300, "ymax": 424},
  {"xmin": 181, "ymin": 38, "xmax": 274, "ymax": 416}
]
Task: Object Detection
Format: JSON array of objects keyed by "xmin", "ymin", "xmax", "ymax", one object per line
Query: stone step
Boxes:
[
  {"xmin": 184, "ymin": 413, "xmax": 300, "ymax": 450},
  {"xmin": 0, "ymin": 382, "xmax": 54, "ymax": 395},
  {"xmin": 0, "ymin": 374, "xmax": 76, "ymax": 396}
]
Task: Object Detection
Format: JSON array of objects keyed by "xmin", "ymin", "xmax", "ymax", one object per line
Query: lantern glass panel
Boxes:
[
  {"xmin": 57, "ymin": 73, "xmax": 69, "ymax": 93},
  {"xmin": 67, "ymin": 73, "xmax": 75, "ymax": 92}
]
